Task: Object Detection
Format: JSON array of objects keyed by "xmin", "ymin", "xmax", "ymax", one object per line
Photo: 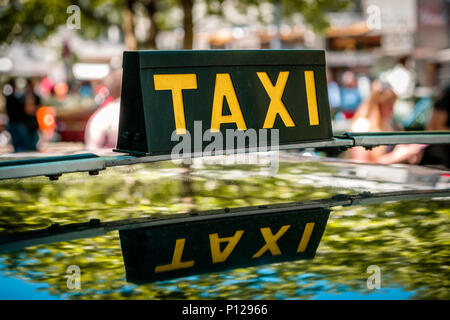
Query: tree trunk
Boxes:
[
  {"xmin": 180, "ymin": 162, "xmax": 195, "ymax": 212},
  {"xmin": 181, "ymin": 0, "xmax": 194, "ymax": 49},
  {"xmin": 123, "ymin": 0, "xmax": 137, "ymax": 50},
  {"xmin": 144, "ymin": 0, "xmax": 158, "ymax": 50}
]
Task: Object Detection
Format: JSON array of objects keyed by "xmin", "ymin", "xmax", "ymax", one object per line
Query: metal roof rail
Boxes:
[{"xmin": 0, "ymin": 131, "xmax": 449, "ymax": 181}]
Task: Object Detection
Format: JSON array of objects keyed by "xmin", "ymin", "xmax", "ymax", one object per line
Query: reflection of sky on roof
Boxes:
[
  {"xmin": 0, "ymin": 262, "xmax": 59, "ymax": 300},
  {"xmin": 313, "ymin": 287, "xmax": 415, "ymax": 300},
  {"xmin": 153, "ymin": 269, "xmax": 417, "ymax": 300},
  {"xmin": 0, "ymin": 262, "xmax": 418, "ymax": 300}
]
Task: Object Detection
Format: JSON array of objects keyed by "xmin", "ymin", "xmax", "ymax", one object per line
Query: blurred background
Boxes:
[
  {"xmin": 0, "ymin": 0, "xmax": 449, "ymax": 166},
  {"xmin": 0, "ymin": 1, "xmax": 449, "ymax": 300}
]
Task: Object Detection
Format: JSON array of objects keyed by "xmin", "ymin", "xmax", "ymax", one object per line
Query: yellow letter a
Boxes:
[
  {"xmin": 209, "ymin": 230, "xmax": 244, "ymax": 263},
  {"xmin": 210, "ymin": 73, "xmax": 247, "ymax": 132}
]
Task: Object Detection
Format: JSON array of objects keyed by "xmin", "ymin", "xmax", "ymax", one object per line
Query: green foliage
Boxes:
[
  {"xmin": 0, "ymin": 0, "xmax": 69, "ymax": 43},
  {"xmin": 0, "ymin": 0, "xmax": 124, "ymax": 44},
  {"xmin": 0, "ymin": 0, "xmax": 352, "ymax": 46},
  {"xmin": 204, "ymin": 0, "xmax": 352, "ymax": 34},
  {"xmin": 72, "ymin": 0, "xmax": 124, "ymax": 40},
  {"xmin": 281, "ymin": 0, "xmax": 351, "ymax": 33}
]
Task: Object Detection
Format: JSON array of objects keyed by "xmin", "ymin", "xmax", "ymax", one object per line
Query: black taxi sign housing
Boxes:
[
  {"xmin": 115, "ymin": 50, "xmax": 332, "ymax": 156},
  {"xmin": 120, "ymin": 207, "xmax": 330, "ymax": 283}
]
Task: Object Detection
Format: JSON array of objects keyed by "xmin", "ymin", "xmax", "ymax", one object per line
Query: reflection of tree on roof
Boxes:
[{"xmin": 0, "ymin": 159, "xmax": 448, "ymax": 299}]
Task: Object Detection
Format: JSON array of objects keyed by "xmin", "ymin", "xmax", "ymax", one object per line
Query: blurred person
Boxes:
[
  {"xmin": 419, "ymin": 85, "xmax": 450, "ymax": 168},
  {"xmin": 39, "ymin": 76, "xmax": 54, "ymax": 98},
  {"xmin": 84, "ymin": 69, "xmax": 122, "ymax": 150},
  {"xmin": 339, "ymin": 70, "xmax": 362, "ymax": 119},
  {"xmin": 80, "ymin": 81, "xmax": 93, "ymax": 98},
  {"xmin": 349, "ymin": 80, "xmax": 426, "ymax": 164},
  {"xmin": 54, "ymin": 82, "xmax": 69, "ymax": 101},
  {"xmin": 5, "ymin": 79, "xmax": 40, "ymax": 151},
  {"xmin": 380, "ymin": 56, "xmax": 417, "ymax": 127},
  {"xmin": 98, "ymin": 69, "xmax": 122, "ymax": 109},
  {"xmin": 327, "ymin": 70, "xmax": 341, "ymax": 114},
  {"xmin": 92, "ymin": 80, "xmax": 109, "ymax": 107},
  {"xmin": 22, "ymin": 79, "xmax": 41, "ymax": 150},
  {"xmin": 69, "ymin": 80, "xmax": 81, "ymax": 96},
  {"xmin": 62, "ymin": 39, "xmax": 74, "ymax": 86},
  {"xmin": 5, "ymin": 79, "xmax": 26, "ymax": 151},
  {"xmin": 426, "ymin": 85, "xmax": 450, "ymax": 131},
  {"xmin": 380, "ymin": 56, "xmax": 416, "ymax": 99},
  {"xmin": 357, "ymin": 75, "xmax": 371, "ymax": 100}
]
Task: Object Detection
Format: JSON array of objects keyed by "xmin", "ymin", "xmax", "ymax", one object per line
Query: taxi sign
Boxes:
[
  {"xmin": 119, "ymin": 207, "xmax": 330, "ymax": 283},
  {"xmin": 115, "ymin": 50, "xmax": 332, "ymax": 156}
]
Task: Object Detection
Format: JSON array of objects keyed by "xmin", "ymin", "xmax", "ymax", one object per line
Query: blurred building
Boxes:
[
  {"xmin": 414, "ymin": 0, "xmax": 450, "ymax": 88},
  {"xmin": 1, "ymin": 0, "xmax": 449, "ymax": 93},
  {"xmin": 324, "ymin": 0, "xmax": 450, "ymax": 90},
  {"xmin": 0, "ymin": 28, "xmax": 125, "ymax": 83},
  {"xmin": 190, "ymin": 0, "xmax": 449, "ymax": 90}
]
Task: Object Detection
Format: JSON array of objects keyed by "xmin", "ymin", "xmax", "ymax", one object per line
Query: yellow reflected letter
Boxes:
[
  {"xmin": 154, "ymin": 74, "xmax": 198, "ymax": 134},
  {"xmin": 210, "ymin": 73, "xmax": 247, "ymax": 132},
  {"xmin": 304, "ymin": 71, "xmax": 319, "ymax": 126},
  {"xmin": 253, "ymin": 225, "xmax": 291, "ymax": 258},
  {"xmin": 297, "ymin": 222, "xmax": 315, "ymax": 253},
  {"xmin": 257, "ymin": 71, "xmax": 295, "ymax": 128},
  {"xmin": 209, "ymin": 230, "xmax": 244, "ymax": 263},
  {"xmin": 154, "ymin": 238, "xmax": 194, "ymax": 273}
]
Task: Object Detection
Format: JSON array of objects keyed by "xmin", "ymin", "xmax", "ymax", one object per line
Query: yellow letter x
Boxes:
[
  {"xmin": 257, "ymin": 71, "xmax": 295, "ymax": 129},
  {"xmin": 252, "ymin": 225, "xmax": 291, "ymax": 258}
]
